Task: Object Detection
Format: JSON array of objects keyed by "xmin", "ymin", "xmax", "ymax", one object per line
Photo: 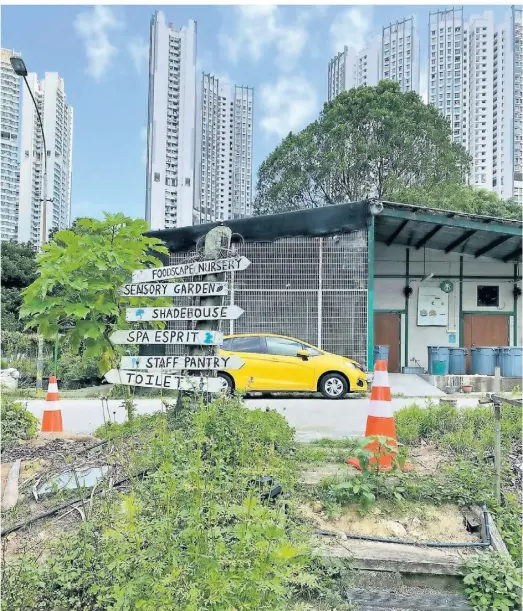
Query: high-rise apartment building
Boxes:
[
  {"xmin": 146, "ymin": 11, "xmax": 197, "ymax": 231},
  {"xmin": 328, "ymin": 17, "xmax": 420, "ymax": 101},
  {"xmin": 429, "ymin": 7, "xmax": 522, "ymax": 203},
  {"xmin": 17, "ymin": 72, "xmax": 73, "ymax": 246},
  {"xmin": 194, "ymin": 74, "xmax": 253, "ymax": 224},
  {"xmin": 1, "ymin": 49, "xmax": 21, "ymax": 242}
]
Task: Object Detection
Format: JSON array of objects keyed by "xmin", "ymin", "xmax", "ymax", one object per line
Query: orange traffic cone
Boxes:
[
  {"xmin": 41, "ymin": 376, "xmax": 63, "ymax": 432},
  {"xmin": 347, "ymin": 359, "xmax": 398, "ymax": 471}
]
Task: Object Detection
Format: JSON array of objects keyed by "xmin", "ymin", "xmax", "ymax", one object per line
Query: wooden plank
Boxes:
[
  {"xmin": 131, "ymin": 257, "xmax": 250, "ymax": 284},
  {"xmin": 118, "ymin": 281, "xmax": 228, "ymax": 297},
  {"xmin": 119, "ymin": 355, "xmax": 244, "ymax": 371},
  {"xmin": 125, "ymin": 305, "xmax": 243, "ymax": 322},
  {"xmin": 104, "ymin": 370, "xmax": 223, "ymax": 392},
  {"xmin": 109, "ymin": 329, "xmax": 223, "ymax": 345}
]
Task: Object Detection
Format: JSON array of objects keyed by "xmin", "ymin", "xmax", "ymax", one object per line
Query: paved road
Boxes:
[{"xmin": 23, "ymin": 393, "xmax": 479, "ymax": 442}]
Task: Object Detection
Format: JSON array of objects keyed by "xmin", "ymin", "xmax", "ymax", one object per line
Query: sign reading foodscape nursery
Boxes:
[{"xmin": 131, "ymin": 256, "xmax": 250, "ymax": 283}]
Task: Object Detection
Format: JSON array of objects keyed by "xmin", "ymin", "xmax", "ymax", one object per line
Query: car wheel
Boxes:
[
  {"xmin": 217, "ymin": 372, "xmax": 234, "ymax": 394},
  {"xmin": 319, "ymin": 373, "xmax": 348, "ymax": 399}
]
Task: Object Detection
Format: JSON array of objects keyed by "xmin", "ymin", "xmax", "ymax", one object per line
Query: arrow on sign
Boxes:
[
  {"xmin": 119, "ymin": 281, "xmax": 228, "ymax": 298},
  {"xmin": 120, "ymin": 355, "xmax": 244, "ymax": 371},
  {"xmin": 104, "ymin": 369, "xmax": 224, "ymax": 393},
  {"xmin": 132, "ymin": 257, "xmax": 250, "ymax": 284},
  {"xmin": 109, "ymin": 329, "xmax": 224, "ymax": 345},
  {"xmin": 125, "ymin": 305, "xmax": 244, "ymax": 322}
]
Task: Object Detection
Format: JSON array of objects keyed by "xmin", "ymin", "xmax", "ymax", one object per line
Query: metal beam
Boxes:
[
  {"xmin": 502, "ymin": 246, "xmax": 523, "ymax": 263},
  {"xmin": 382, "ymin": 208, "xmax": 522, "ymax": 236},
  {"xmin": 415, "ymin": 225, "xmax": 444, "ymax": 250},
  {"xmin": 444, "ymin": 230, "xmax": 477, "ymax": 253},
  {"xmin": 474, "ymin": 235, "xmax": 513, "ymax": 258},
  {"xmin": 385, "ymin": 220, "xmax": 409, "ymax": 246}
]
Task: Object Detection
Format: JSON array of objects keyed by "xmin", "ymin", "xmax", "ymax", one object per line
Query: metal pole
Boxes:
[
  {"xmin": 54, "ymin": 333, "xmax": 59, "ymax": 377},
  {"xmin": 22, "ymin": 74, "xmax": 49, "ymax": 391},
  {"xmin": 494, "ymin": 398, "xmax": 502, "ymax": 505}
]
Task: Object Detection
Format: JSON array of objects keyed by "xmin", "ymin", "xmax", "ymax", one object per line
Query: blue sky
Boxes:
[{"xmin": 2, "ymin": 4, "xmax": 510, "ymax": 223}]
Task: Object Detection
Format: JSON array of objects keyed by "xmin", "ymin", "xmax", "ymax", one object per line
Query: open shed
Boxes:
[{"xmin": 147, "ymin": 200, "xmax": 522, "ymax": 372}]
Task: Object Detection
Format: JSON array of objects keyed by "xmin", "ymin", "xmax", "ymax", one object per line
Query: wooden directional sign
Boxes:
[
  {"xmin": 104, "ymin": 369, "xmax": 223, "ymax": 393},
  {"xmin": 125, "ymin": 305, "xmax": 244, "ymax": 322},
  {"xmin": 119, "ymin": 281, "xmax": 228, "ymax": 298},
  {"xmin": 119, "ymin": 354, "xmax": 244, "ymax": 371},
  {"xmin": 109, "ymin": 329, "xmax": 224, "ymax": 345},
  {"xmin": 132, "ymin": 257, "xmax": 250, "ymax": 284}
]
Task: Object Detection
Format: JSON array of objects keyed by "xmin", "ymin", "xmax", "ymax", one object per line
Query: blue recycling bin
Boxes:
[
  {"xmin": 498, "ymin": 347, "xmax": 523, "ymax": 377},
  {"xmin": 428, "ymin": 346, "xmax": 450, "ymax": 375},
  {"xmin": 470, "ymin": 347, "xmax": 499, "ymax": 375},
  {"xmin": 448, "ymin": 348, "xmax": 467, "ymax": 375},
  {"xmin": 374, "ymin": 345, "xmax": 389, "ymax": 365}
]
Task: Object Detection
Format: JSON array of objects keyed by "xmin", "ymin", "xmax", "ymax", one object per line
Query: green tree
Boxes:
[
  {"xmin": 21, "ymin": 213, "xmax": 169, "ymax": 374},
  {"xmin": 254, "ymin": 80, "xmax": 471, "ymax": 216},
  {"xmin": 390, "ymin": 183, "xmax": 522, "ymax": 220},
  {"xmin": 1, "ymin": 241, "xmax": 38, "ymax": 332}
]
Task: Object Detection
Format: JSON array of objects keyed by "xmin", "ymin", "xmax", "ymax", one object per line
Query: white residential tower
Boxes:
[
  {"xmin": 194, "ymin": 74, "xmax": 253, "ymax": 224},
  {"xmin": 0, "ymin": 49, "xmax": 21, "ymax": 242},
  {"xmin": 328, "ymin": 17, "xmax": 420, "ymax": 101},
  {"xmin": 17, "ymin": 72, "xmax": 73, "ymax": 246},
  {"xmin": 146, "ymin": 11, "xmax": 197, "ymax": 230}
]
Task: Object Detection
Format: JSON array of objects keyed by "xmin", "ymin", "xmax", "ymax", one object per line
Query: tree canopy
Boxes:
[
  {"xmin": 254, "ymin": 80, "xmax": 473, "ymax": 216},
  {"xmin": 21, "ymin": 213, "xmax": 169, "ymax": 373},
  {"xmin": 1, "ymin": 241, "xmax": 38, "ymax": 332}
]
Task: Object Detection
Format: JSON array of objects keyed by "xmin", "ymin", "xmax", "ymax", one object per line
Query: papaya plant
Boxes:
[{"xmin": 20, "ymin": 213, "xmax": 169, "ymax": 375}]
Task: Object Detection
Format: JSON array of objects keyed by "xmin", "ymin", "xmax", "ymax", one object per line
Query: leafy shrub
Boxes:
[
  {"xmin": 1, "ymin": 395, "xmax": 38, "ymax": 451},
  {"xmin": 2, "ymin": 395, "xmax": 313, "ymax": 610},
  {"xmin": 463, "ymin": 552, "xmax": 521, "ymax": 611}
]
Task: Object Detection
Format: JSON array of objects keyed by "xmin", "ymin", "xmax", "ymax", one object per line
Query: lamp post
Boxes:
[{"xmin": 11, "ymin": 56, "xmax": 53, "ymax": 391}]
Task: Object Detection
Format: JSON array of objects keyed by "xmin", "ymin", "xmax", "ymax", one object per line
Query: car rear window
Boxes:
[{"xmin": 231, "ymin": 336, "xmax": 264, "ymax": 353}]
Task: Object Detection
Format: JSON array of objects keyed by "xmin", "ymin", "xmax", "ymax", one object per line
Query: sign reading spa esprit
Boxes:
[{"xmin": 104, "ymin": 252, "xmax": 249, "ymax": 391}]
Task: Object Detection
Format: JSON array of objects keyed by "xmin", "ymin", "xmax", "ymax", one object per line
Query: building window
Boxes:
[
  {"xmin": 154, "ymin": 173, "xmax": 160, "ymax": 182},
  {"xmin": 477, "ymin": 285, "xmax": 499, "ymax": 307}
]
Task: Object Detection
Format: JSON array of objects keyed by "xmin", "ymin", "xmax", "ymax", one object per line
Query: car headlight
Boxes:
[{"xmin": 345, "ymin": 361, "xmax": 365, "ymax": 373}]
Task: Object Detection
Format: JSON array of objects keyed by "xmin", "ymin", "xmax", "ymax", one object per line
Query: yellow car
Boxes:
[{"xmin": 218, "ymin": 333, "xmax": 367, "ymax": 399}]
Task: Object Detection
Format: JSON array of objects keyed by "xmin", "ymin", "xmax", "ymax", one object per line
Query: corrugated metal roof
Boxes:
[{"xmin": 378, "ymin": 201, "xmax": 522, "ymax": 262}]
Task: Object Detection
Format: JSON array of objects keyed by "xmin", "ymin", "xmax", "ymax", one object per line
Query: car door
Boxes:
[
  {"xmin": 222, "ymin": 336, "xmax": 272, "ymax": 391},
  {"xmin": 262, "ymin": 336, "xmax": 317, "ymax": 391}
]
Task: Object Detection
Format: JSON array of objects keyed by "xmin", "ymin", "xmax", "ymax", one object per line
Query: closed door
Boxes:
[
  {"xmin": 262, "ymin": 336, "xmax": 317, "ymax": 391},
  {"xmin": 463, "ymin": 314, "xmax": 510, "ymax": 372},
  {"xmin": 374, "ymin": 312, "xmax": 401, "ymax": 373}
]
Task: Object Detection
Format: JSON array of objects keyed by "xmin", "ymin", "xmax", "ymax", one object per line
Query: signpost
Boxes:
[
  {"xmin": 125, "ymin": 305, "xmax": 244, "ymax": 322},
  {"xmin": 104, "ymin": 369, "xmax": 223, "ymax": 392},
  {"xmin": 131, "ymin": 256, "xmax": 250, "ymax": 284},
  {"xmin": 109, "ymin": 329, "xmax": 224, "ymax": 345},
  {"xmin": 119, "ymin": 354, "xmax": 244, "ymax": 371},
  {"xmin": 118, "ymin": 281, "xmax": 228, "ymax": 298}
]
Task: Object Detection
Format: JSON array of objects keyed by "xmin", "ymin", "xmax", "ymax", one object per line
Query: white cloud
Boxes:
[
  {"xmin": 128, "ymin": 37, "xmax": 149, "ymax": 74},
  {"xmin": 74, "ymin": 6, "xmax": 124, "ymax": 81},
  {"xmin": 260, "ymin": 76, "xmax": 318, "ymax": 139},
  {"xmin": 219, "ymin": 6, "xmax": 310, "ymax": 72},
  {"xmin": 330, "ymin": 7, "xmax": 373, "ymax": 54},
  {"xmin": 140, "ymin": 126, "xmax": 147, "ymax": 165}
]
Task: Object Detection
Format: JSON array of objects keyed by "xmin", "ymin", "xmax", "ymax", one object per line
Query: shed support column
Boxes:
[
  {"xmin": 458, "ymin": 256, "xmax": 464, "ymax": 347},
  {"xmin": 367, "ymin": 217, "xmax": 375, "ymax": 372},
  {"xmin": 318, "ymin": 238, "xmax": 323, "ymax": 349},
  {"xmin": 404, "ymin": 248, "xmax": 410, "ymax": 368}
]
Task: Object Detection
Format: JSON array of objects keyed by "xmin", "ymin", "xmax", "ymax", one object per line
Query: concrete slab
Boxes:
[{"xmin": 388, "ymin": 374, "xmax": 445, "ymax": 397}]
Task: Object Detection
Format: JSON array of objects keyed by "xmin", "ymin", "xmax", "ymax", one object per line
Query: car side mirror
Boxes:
[{"xmin": 297, "ymin": 349, "xmax": 310, "ymax": 360}]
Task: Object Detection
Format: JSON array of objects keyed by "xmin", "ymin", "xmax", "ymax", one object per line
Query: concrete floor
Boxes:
[{"xmin": 23, "ymin": 391, "xmax": 478, "ymax": 442}]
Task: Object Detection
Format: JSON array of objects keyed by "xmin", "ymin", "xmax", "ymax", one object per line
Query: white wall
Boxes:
[{"xmin": 374, "ymin": 242, "xmax": 520, "ymax": 370}]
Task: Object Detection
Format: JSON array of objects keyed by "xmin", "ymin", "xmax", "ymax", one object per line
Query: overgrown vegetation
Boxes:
[
  {"xmin": 463, "ymin": 552, "xmax": 521, "ymax": 611},
  {"xmin": 1, "ymin": 395, "xmax": 38, "ymax": 451},
  {"xmin": 2, "ymin": 395, "xmax": 346, "ymax": 610},
  {"xmin": 1, "ymin": 241, "xmax": 37, "ymax": 332}
]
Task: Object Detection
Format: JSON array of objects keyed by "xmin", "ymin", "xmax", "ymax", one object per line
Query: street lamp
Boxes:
[{"xmin": 11, "ymin": 55, "xmax": 53, "ymax": 391}]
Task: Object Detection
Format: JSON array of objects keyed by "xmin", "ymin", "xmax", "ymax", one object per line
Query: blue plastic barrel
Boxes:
[
  {"xmin": 498, "ymin": 347, "xmax": 523, "ymax": 377},
  {"xmin": 374, "ymin": 345, "xmax": 389, "ymax": 364},
  {"xmin": 427, "ymin": 346, "xmax": 450, "ymax": 375},
  {"xmin": 470, "ymin": 347, "xmax": 499, "ymax": 375},
  {"xmin": 449, "ymin": 348, "xmax": 467, "ymax": 375}
]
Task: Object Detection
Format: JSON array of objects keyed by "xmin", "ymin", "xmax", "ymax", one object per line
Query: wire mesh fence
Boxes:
[{"xmin": 161, "ymin": 230, "xmax": 369, "ymax": 367}]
